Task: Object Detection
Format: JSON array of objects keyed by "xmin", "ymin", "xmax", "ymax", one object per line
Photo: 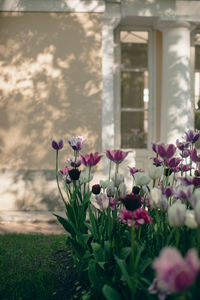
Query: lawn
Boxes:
[{"xmin": 0, "ymin": 233, "xmax": 82, "ymax": 300}]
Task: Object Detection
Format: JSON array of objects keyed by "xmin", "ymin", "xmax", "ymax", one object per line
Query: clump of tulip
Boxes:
[{"xmin": 51, "ymin": 129, "xmax": 200, "ymax": 300}]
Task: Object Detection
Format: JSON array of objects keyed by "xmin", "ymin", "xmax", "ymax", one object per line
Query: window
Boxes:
[
  {"xmin": 194, "ymin": 33, "xmax": 200, "ymax": 139},
  {"xmin": 120, "ymin": 31, "xmax": 149, "ymax": 149}
]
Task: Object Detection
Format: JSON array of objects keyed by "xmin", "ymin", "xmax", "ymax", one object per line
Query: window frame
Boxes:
[{"xmin": 114, "ymin": 26, "xmax": 156, "ymax": 151}]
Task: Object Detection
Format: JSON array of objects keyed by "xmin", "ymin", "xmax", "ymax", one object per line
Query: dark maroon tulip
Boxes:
[
  {"xmin": 164, "ymin": 168, "xmax": 172, "ymax": 177},
  {"xmin": 92, "ymin": 184, "xmax": 101, "ymax": 195},
  {"xmin": 132, "ymin": 186, "xmax": 140, "ymax": 194},
  {"xmin": 157, "ymin": 143, "xmax": 176, "ymax": 160},
  {"xmin": 68, "ymin": 168, "xmax": 81, "ymax": 181},
  {"xmin": 121, "ymin": 193, "xmax": 141, "ymax": 211},
  {"xmin": 51, "ymin": 138, "xmax": 64, "ymax": 150}
]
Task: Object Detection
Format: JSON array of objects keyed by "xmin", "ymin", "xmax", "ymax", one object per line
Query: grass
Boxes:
[{"xmin": 0, "ymin": 233, "xmax": 81, "ymax": 300}]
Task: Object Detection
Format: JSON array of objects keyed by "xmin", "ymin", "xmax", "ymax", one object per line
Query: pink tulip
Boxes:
[
  {"xmin": 80, "ymin": 152, "xmax": 103, "ymax": 167},
  {"xmin": 133, "ymin": 208, "xmax": 152, "ymax": 228},
  {"xmin": 106, "ymin": 149, "xmax": 130, "ymax": 164},
  {"xmin": 151, "ymin": 247, "xmax": 200, "ymax": 294}
]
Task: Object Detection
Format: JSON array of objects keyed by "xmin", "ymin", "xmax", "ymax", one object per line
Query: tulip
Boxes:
[
  {"xmin": 148, "ymin": 164, "xmax": 163, "ymax": 180},
  {"xmin": 129, "ymin": 166, "xmax": 143, "ymax": 176},
  {"xmin": 194, "ymin": 201, "xmax": 200, "ymax": 224},
  {"xmin": 150, "ymin": 247, "xmax": 200, "ymax": 294},
  {"xmin": 91, "ymin": 193, "xmax": 109, "ymax": 211},
  {"xmin": 118, "ymin": 209, "xmax": 134, "ymax": 226},
  {"xmin": 105, "ymin": 149, "xmax": 130, "ymax": 164},
  {"xmin": 68, "ymin": 136, "xmax": 84, "ymax": 151},
  {"xmin": 80, "ymin": 152, "xmax": 103, "ymax": 167},
  {"xmin": 133, "ymin": 208, "xmax": 152, "ymax": 228},
  {"xmin": 106, "ymin": 182, "xmax": 115, "ymax": 197},
  {"xmin": 92, "ymin": 184, "xmax": 101, "ymax": 195},
  {"xmin": 150, "ymin": 188, "xmax": 168, "ymax": 211},
  {"xmin": 190, "ymin": 148, "xmax": 200, "ymax": 163},
  {"xmin": 118, "ymin": 182, "xmax": 127, "ymax": 198},
  {"xmin": 68, "ymin": 168, "xmax": 81, "ymax": 181},
  {"xmin": 51, "ymin": 138, "xmax": 64, "ymax": 150},
  {"xmin": 176, "ymin": 139, "xmax": 190, "ymax": 151},
  {"xmin": 190, "ymin": 189, "xmax": 200, "ymax": 208},
  {"xmin": 174, "ymin": 185, "xmax": 194, "ymax": 201},
  {"xmin": 168, "ymin": 200, "xmax": 186, "ymax": 227},
  {"xmin": 185, "ymin": 210, "xmax": 198, "ymax": 229},
  {"xmin": 121, "ymin": 193, "xmax": 141, "ymax": 211},
  {"xmin": 112, "ymin": 173, "xmax": 124, "ymax": 187},
  {"xmin": 59, "ymin": 165, "xmax": 69, "ymax": 175},
  {"xmin": 157, "ymin": 143, "xmax": 176, "ymax": 160},
  {"xmin": 185, "ymin": 129, "xmax": 200, "ymax": 144},
  {"xmin": 134, "ymin": 172, "xmax": 151, "ymax": 186},
  {"xmin": 162, "ymin": 186, "xmax": 173, "ymax": 198},
  {"xmin": 99, "ymin": 179, "xmax": 110, "ymax": 189},
  {"xmin": 67, "ymin": 158, "xmax": 81, "ymax": 168},
  {"xmin": 79, "ymin": 171, "xmax": 93, "ymax": 184}
]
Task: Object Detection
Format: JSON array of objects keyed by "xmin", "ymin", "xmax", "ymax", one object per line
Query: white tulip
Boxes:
[
  {"xmin": 168, "ymin": 200, "xmax": 186, "ymax": 227},
  {"xmin": 118, "ymin": 182, "xmax": 127, "ymax": 198},
  {"xmin": 194, "ymin": 201, "xmax": 200, "ymax": 224},
  {"xmin": 134, "ymin": 172, "xmax": 151, "ymax": 186},
  {"xmin": 100, "ymin": 179, "xmax": 111, "ymax": 189},
  {"xmin": 185, "ymin": 210, "xmax": 198, "ymax": 229},
  {"xmin": 112, "ymin": 173, "xmax": 124, "ymax": 187},
  {"xmin": 150, "ymin": 188, "xmax": 168, "ymax": 210},
  {"xmin": 148, "ymin": 164, "xmax": 164, "ymax": 180},
  {"xmin": 91, "ymin": 193, "xmax": 109, "ymax": 211}
]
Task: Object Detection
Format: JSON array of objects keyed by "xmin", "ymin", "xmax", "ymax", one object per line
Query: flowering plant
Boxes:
[{"xmin": 51, "ymin": 129, "xmax": 200, "ymax": 299}]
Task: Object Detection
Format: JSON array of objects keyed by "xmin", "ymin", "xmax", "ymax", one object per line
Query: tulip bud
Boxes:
[
  {"xmin": 150, "ymin": 188, "xmax": 168, "ymax": 211},
  {"xmin": 132, "ymin": 186, "xmax": 140, "ymax": 194},
  {"xmin": 92, "ymin": 184, "xmax": 101, "ymax": 195},
  {"xmin": 168, "ymin": 200, "xmax": 186, "ymax": 227},
  {"xmin": 122, "ymin": 193, "xmax": 141, "ymax": 211},
  {"xmin": 106, "ymin": 182, "xmax": 115, "ymax": 197},
  {"xmin": 99, "ymin": 179, "xmax": 110, "ymax": 189},
  {"xmin": 194, "ymin": 201, "xmax": 200, "ymax": 224},
  {"xmin": 118, "ymin": 182, "xmax": 127, "ymax": 198},
  {"xmin": 148, "ymin": 164, "xmax": 164, "ymax": 180},
  {"xmin": 134, "ymin": 172, "xmax": 151, "ymax": 186},
  {"xmin": 185, "ymin": 210, "xmax": 198, "ymax": 229},
  {"xmin": 112, "ymin": 173, "xmax": 124, "ymax": 187}
]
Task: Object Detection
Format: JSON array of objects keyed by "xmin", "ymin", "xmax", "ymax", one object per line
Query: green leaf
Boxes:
[
  {"xmin": 115, "ymin": 255, "xmax": 133, "ymax": 290},
  {"xmin": 53, "ymin": 214, "xmax": 75, "ymax": 235},
  {"xmin": 120, "ymin": 247, "xmax": 131, "ymax": 260},
  {"xmin": 102, "ymin": 285, "xmax": 122, "ymax": 300},
  {"xmin": 91, "ymin": 242, "xmax": 105, "ymax": 262}
]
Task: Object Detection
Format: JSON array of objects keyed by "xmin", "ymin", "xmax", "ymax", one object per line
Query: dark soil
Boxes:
[{"xmin": 50, "ymin": 248, "xmax": 85, "ymax": 300}]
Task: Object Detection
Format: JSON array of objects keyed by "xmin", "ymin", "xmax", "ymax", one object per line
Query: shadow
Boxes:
[{"xmin": 0, "ymin": 11, "xmax": 103, "ymax": 211}]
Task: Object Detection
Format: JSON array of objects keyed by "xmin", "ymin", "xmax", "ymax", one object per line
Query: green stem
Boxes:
[
  {"xmin": 175, "ymin": 227, "xmax": 180, "ymax": 248},
  {"xmin": 108, "ymin": 159, "xmax": 112, "ymax": 181},
  {"xmin": 56, "ymin": 150, "xmax": 67, "ymax": 207}
]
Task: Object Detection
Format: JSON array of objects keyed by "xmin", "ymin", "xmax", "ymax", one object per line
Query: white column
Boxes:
[
  {"xmin": 159, "ymin": 21, "xmax": 193, "ymax": 144},
  {"xmin": 102, "ymin": 17, "xmax": 120, "ymax": 151}
]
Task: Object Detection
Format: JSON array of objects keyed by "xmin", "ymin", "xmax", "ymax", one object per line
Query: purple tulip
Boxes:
[
  {"xmin": 152, "ymin": 142, "xmax": 158, "ymax": 154},
  {"xmin": 67, "ymin": 158, "xmax": 81, "ymax": 168},
  {"xmin": 178, "ymin": 164, "xmax": 191, "ymax": 173},
  {"xmin": 106, "ymin": 149, "xmax": 130, "ymax": 164},
  {"xmin": 151, "ymin": 157, "xmax": 163, "ymax": 167},
  {"xmin": 185, "ymin": 129, "xmax": 200, "ymax": 144},
  {"xmin": 80, "ymin": 152, "xmax": 103, "ymax": 167},
  {"xmin": 51, "ymin": 138, "xmax": 64, "ymax": 150},
  {"xmin": 128, "ymin": 167, "xmax": 143, "ymax": 177},
  {"xmin": 174, "ymin": 185, "xmax": 194, "ymax": 200},
  {"xmin": 180, "ymin": 148, "xmax": 190, "ymax": 158},
  {"xmin": 157, "ymin": 143, "xmax": 176, "ymax": 160},
  {"xmin": 150, "ymin": 247, "xmax": 200, "ymax": 294},
  {"xmin": 166, "ymin": 157, "xmax": 182, "ymax": 168},
  {"xmin": 176, "ymin": 139, "xmax": 190, "ymax": 151},
  {"xmin": 178, "ymin": 176, "xmax": 200, "ymax": 187},
  {"xmin": 68, "ymin": 136, "xmax": 84, "ymax": 151},
  {"xmin": 190, "ymin": 148, "xmax": 200, "ymax": 163},
  {"xmin": 162, "ymin": 186, "xmax": 174, "ymax": 198}
]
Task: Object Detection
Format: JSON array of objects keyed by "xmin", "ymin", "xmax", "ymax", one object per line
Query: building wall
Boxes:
[{"xmin": 0, "ymin": 12, "xmax": 103, "ymax": 211}]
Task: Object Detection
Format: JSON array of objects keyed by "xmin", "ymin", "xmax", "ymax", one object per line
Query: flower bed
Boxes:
[{"xmin": 51, "ymin": 131, "xmax": 200, "ymax": 299}]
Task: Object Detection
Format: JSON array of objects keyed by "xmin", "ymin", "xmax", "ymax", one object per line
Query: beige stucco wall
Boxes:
[
  {"xmin": 0, "ymin": 12, "xmax": 102, "ymax": 169},
  {"xmin": 0, "ymin": 12, "xmax": 103, "ymax": 212}
]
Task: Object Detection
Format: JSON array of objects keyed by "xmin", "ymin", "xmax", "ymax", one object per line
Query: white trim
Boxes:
[
  {"xmin": 0, "ymin": 0, "xmax": 105, "ymax": 12},
  {"xmin": 114, "ymin": 27, "xmax": 156, "ymax": 151}
]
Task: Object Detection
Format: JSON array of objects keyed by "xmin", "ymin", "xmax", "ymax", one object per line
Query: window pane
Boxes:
[
  {"xmin": 121, "ymin": 71, "xmax": 149, "ymax": 109},
  {"xmin": 120, "ymin": 31, "xmax": 148, "ymax": 69},
  {"xmin": 121, "ymin": 111, "xmax": 148, "ymax": 149}
]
